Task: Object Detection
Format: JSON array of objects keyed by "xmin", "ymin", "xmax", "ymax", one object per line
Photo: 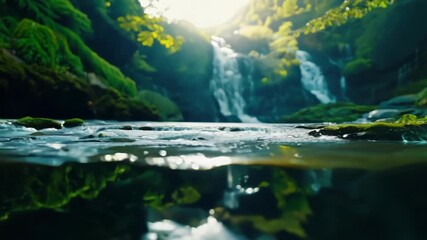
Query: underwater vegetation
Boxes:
[{"xmin": 0, "ymin": 162, "xmax": 129, "ymax": 221}]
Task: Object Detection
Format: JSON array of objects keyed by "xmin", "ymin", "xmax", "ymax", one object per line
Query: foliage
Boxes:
[
  {"xmin": 343, "ymin": 58, "xmax": 373, "ymax": 77},
  {"xmin": 0, "ymin": 163, "xmax": 128, "ymax": 220},
  {"xmin": 239, "ymin": 25, "xmax": 274, "ymax": 40},
  {"xmin": 118, "ymin": 15, "xmax": 183, "ymax": 53},
  {"xmin": 128, "ymin": 51, "xmax": 157, "ymax": 73},
  {"xmin": 237, "ymin": 0, "xmax": 395, "ymax": 83},
  {"xmin": 301, "ymin": 0, "xmax": 395, "ymax": 35},
  {"xmin": 60, "ymin": 27, "xmax": 138, "ymax": 96},
  {"xmin": 0, "ymin": 51, "xmax": 157, "ymax": 120},
  {"xmin": 0, "ymin": 17, "xmax": 18, "ymax": 48},
  {"xmin": 4, "ymin": 0, "xmax": 140, "ymax": 96},
  {"xmin": 11, "ymin": 0, "xmax": 92, "ymax": 35},
  {"xmin": 15, "ymin": 117, "xmax": 62, "ymax": 130},
  {"xmin": 282, "ymin": 102, "xmax": 376, "ymax": 123},
  {"xmin": 137, "ymin": 90, "xmax": 183, "ymax": 121},
  {"xmin": 105, "ymin": 0, "xmax": 144, "ymax": 19},
  {"xmin": 12, "ymin": 19, "xmax": 84, "ymax": 74}
]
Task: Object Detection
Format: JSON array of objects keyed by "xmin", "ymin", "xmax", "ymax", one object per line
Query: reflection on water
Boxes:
[{"xmin": 1, "ymin": 120, "xmax": 427, "ymax": 239}]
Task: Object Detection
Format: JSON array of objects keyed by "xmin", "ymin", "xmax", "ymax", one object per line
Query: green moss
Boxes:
[
  {"xmin": 63, "ymin": 118, "xmax": 84, "ymax": 127},
  {"xmin": 171, "ymin": 186, "xmax": 201, "ymax": 205},
  {"xmin": 282, "ymin": 103, "xmax": 376, "ymax": 123},
  {"xmin": 309, "ymin": 114, "xmax": 427, "ymax": 141},
  {"xmin": 60, "ymin": 27, "xmax": 138, "ymax": 96},
  {"xmin": 4, "ymin": 1, "xmax": 138, "ymax": 96},
  {"xmin": 11, "ymin": 0, "xmax": 92, "ymax": 36},
  {"xmin": 15, "ymin": 117, "xmax": 62, "ymax": 130},
  {"xmin": 12, "ymin": 19, "xmax": 84, "ymax": 75},
  {"xmin": 0, "ymin": 163, "xmax": 128, "ymax": 221},
  {"xmin": 137, "ymin": 90, "xmax": 183, "ymax": 121},
  {"xmin": 343, "ymin": 58, "xmax": 373, "ymax": 77}
]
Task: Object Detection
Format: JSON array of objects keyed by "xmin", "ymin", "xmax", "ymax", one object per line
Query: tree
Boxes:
[{"xmin": 237, "ymin": 0, "xmax": 395, "ymax": 82}]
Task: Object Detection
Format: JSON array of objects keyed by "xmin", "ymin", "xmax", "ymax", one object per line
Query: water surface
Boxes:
[{"xmin": 1, "ymin": 120, "xmax": 427, "ymax": 240}]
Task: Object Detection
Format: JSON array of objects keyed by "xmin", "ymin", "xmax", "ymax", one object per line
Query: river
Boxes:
[{"xmin": 1, "ymin": 120, "xmax": 427, "ymax": 239}]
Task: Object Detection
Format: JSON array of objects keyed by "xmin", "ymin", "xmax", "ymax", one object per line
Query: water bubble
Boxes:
[{"xmin": 159, "ymin": 150, "xmax": 167, "ymax": 157}]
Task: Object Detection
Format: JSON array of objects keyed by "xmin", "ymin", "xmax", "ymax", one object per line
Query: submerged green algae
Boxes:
[{"xmin": 0, "ymin": 163, "xmax": 129, "ymax": 221}]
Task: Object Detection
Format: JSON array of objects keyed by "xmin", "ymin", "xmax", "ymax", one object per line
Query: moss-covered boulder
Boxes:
[
  {"xmin": 309, "ymin": 114, "xmax": 427, "ymax": 141},
  {"xmin": 282, "ymin": 103, "xmax": 376, "ymax": 123},
  {"xmin": 63, "ymin": 118, "xmax": 85, "ymax": 128},
  {"xmin": 15, "ymin": 117, "xmax": 62, "ymax": 130}
]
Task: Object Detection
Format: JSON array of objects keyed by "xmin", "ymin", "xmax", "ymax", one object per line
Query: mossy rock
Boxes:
[
  {"xmin": 309, "ymin": 114, "xmax": 427, "ymax": 141},
  {"xmin": 63, "ymin": 118, "xmax": 85, "ymax": 128},
  {"xmin": 282, "ymin": 103, "xmax": 376, "ymax": 123},
  {"xmin": 15, "ymin": 117, "xmax": 62, "ymax": 130}
]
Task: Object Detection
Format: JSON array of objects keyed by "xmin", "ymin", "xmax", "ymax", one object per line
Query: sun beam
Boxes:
[{"xmin": 140, "ymin": 0, "xmax": 249, "ymax": 28}]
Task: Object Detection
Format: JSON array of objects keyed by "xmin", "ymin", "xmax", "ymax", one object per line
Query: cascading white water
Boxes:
[
  {"xmin": 330, "ymin": 43, "xmax": 353, "ymax": 99},
  {"xmin": 210, "ymin": 36, "xmax": 259, "ymax": 123},
  {"xmin": 296, "ymin": 50, "xmax": 336, "ymax": 104}
]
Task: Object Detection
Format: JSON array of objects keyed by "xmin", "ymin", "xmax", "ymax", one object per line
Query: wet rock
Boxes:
[
  {"xmin": 120, "ymin": 125, "xmax": 133, "ymax": 130},
  {"xmin": 15, "ymin": 117, "xmax": 62, "ymax": 130},
  {"xmin": 80, "ymin": 134, "xmax": 95, "ymax": 139},
  {"xmin": 218, "ymin": 127, "xmax": 245, "ymax": 132},
  {"xmin": 139, "ymin": 126, "xmax": 154, "ymax": 131},
  {"xmin": 109, "ymin": 138, "xmax": 136, "ymax": 143},
  {"xmin": 63, "ymin": 118, "xmax": 84, "ymax": 128},
  {"xmin": 295, "ymin": 124, "xmax": 328, "ymax": 130}
]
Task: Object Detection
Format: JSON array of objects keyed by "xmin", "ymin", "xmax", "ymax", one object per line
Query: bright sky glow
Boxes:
[{"xmin": 140, "ymin": 0, "xmax": 249, "ymax": 28}]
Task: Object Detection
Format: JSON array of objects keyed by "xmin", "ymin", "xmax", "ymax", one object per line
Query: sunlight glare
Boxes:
[{"xmin": 140, "ymin": 0, "xmax": 249, "ymax": 28}]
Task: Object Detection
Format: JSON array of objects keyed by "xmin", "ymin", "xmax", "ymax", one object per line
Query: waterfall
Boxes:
[
  {"xmin": 296, "ymin": 50, "xmax": 336, "ymax": 104},
  {"xmin": 330, "ymin": 44, "xmax": 353, "ymax": 99},
  {"xmin": 210, "ymin": 36, "xmax": 259, "ymax": 123}
]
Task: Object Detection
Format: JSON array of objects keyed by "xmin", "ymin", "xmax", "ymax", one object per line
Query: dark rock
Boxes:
[
  {"xmin": 218, "ymin": 127, "xmax": 245, "ymax": 132},
  {"xmin": 139, "ymin": 126, "xmax": 154, "ymax": 131},
  {"xmin": 120, "ymin": 125, "xmax": 133, "ymax": 130}
]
